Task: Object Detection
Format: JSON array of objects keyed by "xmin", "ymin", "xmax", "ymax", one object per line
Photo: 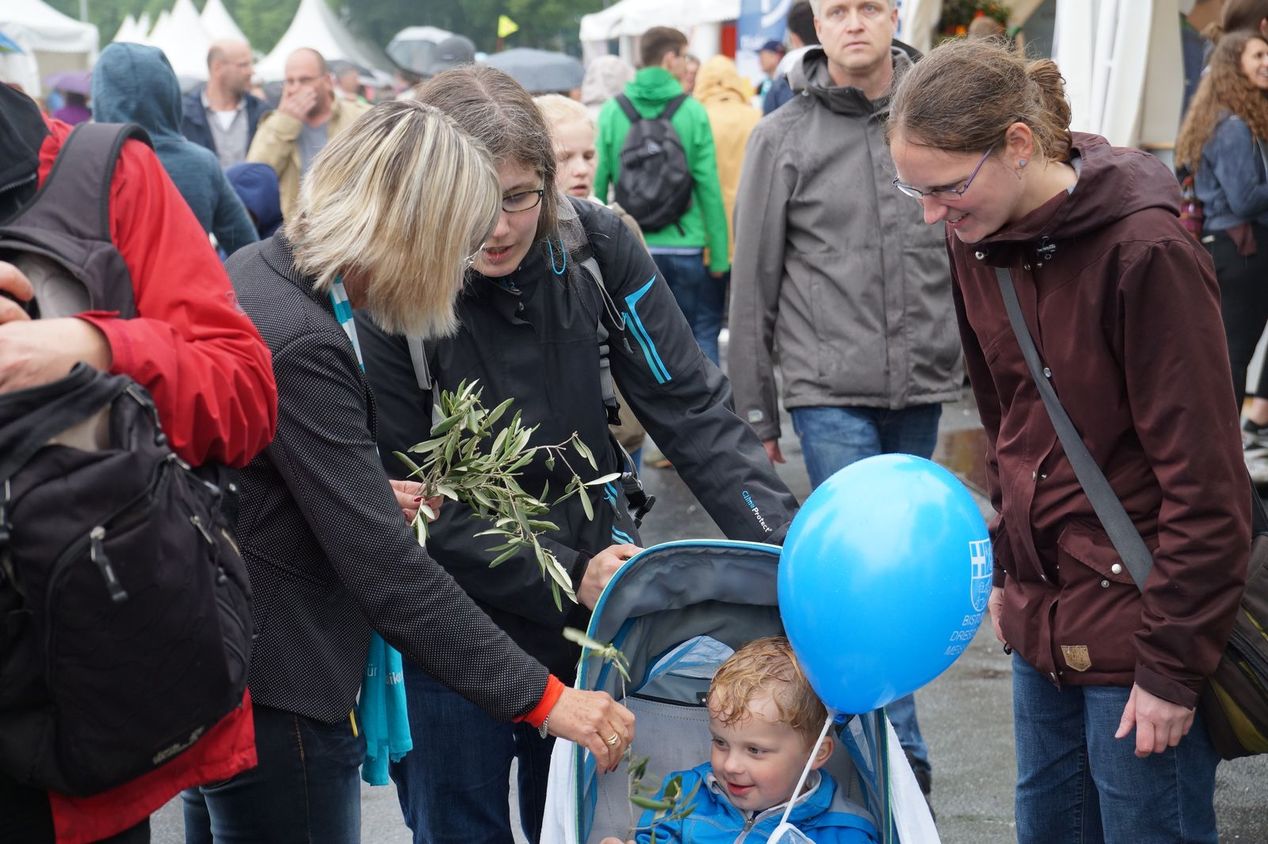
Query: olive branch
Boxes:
[
  {"xmin": 564, "ymin": 628, "xmax": 698, "ymax": 840},
  {"xmin": 395, "ymin": 380, "xmax": 619, "ymax": 611}
]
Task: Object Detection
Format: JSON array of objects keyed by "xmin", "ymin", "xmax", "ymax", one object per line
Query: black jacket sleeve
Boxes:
[
  {"xmin": 582, "ymin": 202, "xmax": 799, "ymax": 542},
  {"xmin": 268, "ymin": 328, "xmax": 549, "ymax": 720}
]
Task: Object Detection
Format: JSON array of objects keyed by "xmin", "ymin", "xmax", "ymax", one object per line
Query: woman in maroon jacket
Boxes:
[{"xmin": 885, "ymin": 39, "xmax": 1249, "ymax": 843}]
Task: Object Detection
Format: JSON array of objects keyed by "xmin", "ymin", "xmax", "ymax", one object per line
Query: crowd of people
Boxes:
[{"xmin": 1, "ymin": 0, "xmax": 1266, "ymax": 842}]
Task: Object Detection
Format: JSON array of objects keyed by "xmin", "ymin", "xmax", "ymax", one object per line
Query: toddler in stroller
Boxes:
[
  {"xmin": 541, "ymin": 539, "xmax": 938, "ymax": 844},
  {"xmin": 600, "ymin": 635, "xmax": 878, "ymax": 843}
]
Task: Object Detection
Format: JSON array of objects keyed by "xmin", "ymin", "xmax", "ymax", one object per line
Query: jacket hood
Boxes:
[
  {"xmin": 226, "ymin": 162, "xmax": 283, "ymax": 238},
  {"xmin": 91, "ymin": 43, "xmax": 183, "ymax": 145},
  {"xmin": 694, "ymin": 56, "xmax": 754, "ymax": 105},
  {"xmin": 975, "ymin": 133, "xmax": 1182, "ymax": 257},
  {"xmin": 625, "ymin": 66, "xmax": 686, "ymax": 106},
  {"xmin": 0, "ymin": 85, "xmax": 48, "ymax": 218},
  {"xmin": 788, "ymin": 45, "xmax": 913, "ymax": 117},
  {"xmin": 581, "ymin": 55, "xmax": 635, "ymax": 107}
]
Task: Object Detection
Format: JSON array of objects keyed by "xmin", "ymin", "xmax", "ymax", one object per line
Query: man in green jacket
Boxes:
[{"xmin": 595, "ymin": 26, "xmax": 730, "ymax": 366}]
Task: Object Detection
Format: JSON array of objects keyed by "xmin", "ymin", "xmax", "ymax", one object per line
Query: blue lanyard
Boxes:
[{"xmin": 330, "ymin": 276, "xmax": 364, "ymax": 371}]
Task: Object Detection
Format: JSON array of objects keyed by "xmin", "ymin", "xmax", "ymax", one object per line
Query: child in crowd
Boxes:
[
  {"xmin": 603, "ymin": 637, "xmax": 879, "ymax": 844},
  {"xmin": 534, "ymin": 92, "xmax": 648, "ymax": 467}
]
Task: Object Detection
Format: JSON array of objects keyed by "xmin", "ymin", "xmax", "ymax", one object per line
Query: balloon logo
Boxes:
[{"xmin": 778, "ymin": 454, "xmax": 989, "ymax": 714}]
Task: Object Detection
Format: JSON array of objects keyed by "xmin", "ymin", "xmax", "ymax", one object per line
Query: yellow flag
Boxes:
[{"xmin": 498, "ymin": 14, "xmax": 519, "ymax": 38}]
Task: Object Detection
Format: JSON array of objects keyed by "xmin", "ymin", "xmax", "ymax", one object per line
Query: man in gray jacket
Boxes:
[{"xmin": 728, "ymin": 0, "xmax": 961, "ymax": 799}]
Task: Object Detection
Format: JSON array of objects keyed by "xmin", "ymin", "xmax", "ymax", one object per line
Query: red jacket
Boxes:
[
  {"xmin": 35, "ymin": 118, "xmax": 278, "ymax": 842},
  {"xmin": 951, "ymin": 134, "xmax": 1249, "ymax": 708}
]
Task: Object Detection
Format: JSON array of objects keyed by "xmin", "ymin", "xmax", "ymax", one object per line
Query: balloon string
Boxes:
[{"xmin": 779, "ymin": 711, "xmax": 835, "ymax": 827}]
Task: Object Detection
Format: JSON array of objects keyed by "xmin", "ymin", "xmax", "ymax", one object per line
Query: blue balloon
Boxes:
[{"xmin": 778, "ymin": 454, "xmax": 990, "ymax": 714}]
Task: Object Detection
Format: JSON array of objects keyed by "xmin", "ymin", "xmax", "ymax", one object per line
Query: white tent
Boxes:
[
  {"xmin": 1053, "ymin": 0, "xmax": 1184, "ymax": 149},
  {"xmin": 111, "ymin": 13, "xmax": 142, "ymax": 44},
  {"xmin": 149, "ymin": 9, "xmax": 172, "ymax": 42},
  {"xmin": 200, "ymin": 0, "xmax": 249, "ymax": 46},
  {"xmin": 256, "ymin": 0, "xmax": 393, "ymax": 84},
  {"xmin": 149, "ymin": 0, "xmax": 212, "ymax": 81},
  {"xmin": 0, "ymin": 0, "xmax": 98, "ymax": 96},
  {"xmin": 579, "ymin": 0, "xmax": 739, "ymax": 64}
]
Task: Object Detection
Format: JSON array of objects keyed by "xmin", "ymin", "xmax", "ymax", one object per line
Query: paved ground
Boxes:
[{"xmin": 152, "ymin": 392, "xmax": 1268, "ymax": 842}]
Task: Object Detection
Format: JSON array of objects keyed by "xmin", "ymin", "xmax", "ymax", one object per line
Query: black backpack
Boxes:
[
  {"xmin": 612, "ymin": 94, "xmax": 694, "ymax": 232},
  {"xmin": 0, "ymin": 123, "xmax": 253, "ymax": 796}
]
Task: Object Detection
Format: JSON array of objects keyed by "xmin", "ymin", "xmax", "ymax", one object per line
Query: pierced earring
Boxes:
[{"xmin": 1018, "ymin": 158, "xmax": 1028, "ymax": 168}]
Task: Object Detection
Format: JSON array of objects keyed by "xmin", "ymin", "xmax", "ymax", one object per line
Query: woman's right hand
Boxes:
[
  {"xmin": 546, "ymin": 687, "xmax": 635, "ymax": 773},
  {"xmin": 988, "ymin": 585, "xmax": 1005, "ymax": 645}
]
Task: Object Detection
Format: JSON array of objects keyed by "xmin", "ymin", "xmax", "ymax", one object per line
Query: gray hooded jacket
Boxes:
[{"xmin": 728, "ymin": 46, "xmax": 962, "ymax": 441}]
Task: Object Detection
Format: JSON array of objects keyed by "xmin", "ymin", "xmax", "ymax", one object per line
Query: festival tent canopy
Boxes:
[
  {"xmin": 0, "ymin": 0, "xmax": 98, "ymax": 96},
  {"xmin": 149, "ymin": 0, "xmax": 213, "ymax": 82},
  {"xmin": 111, "ymin": 13, "xmax": 144, "ymax": 44},
  {"xmin": 579, "ymin": 0, "xmax": 739, "ymax": 41},
  {"xmin": 200, "ymin": 0, "xmax": 249, "ymax": 45},
  {"xmin": 256, "ymin": 0, "xmax": 394, "ymax": 85},
  {"xmin": 1053, "ymin": 0, "xmax": 1184, "ymax": 149}
]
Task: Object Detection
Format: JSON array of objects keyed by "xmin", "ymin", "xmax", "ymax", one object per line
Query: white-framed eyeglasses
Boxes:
[{"xmin": 892, "ymin": 144, "xmax": 996, "ymax": 201}]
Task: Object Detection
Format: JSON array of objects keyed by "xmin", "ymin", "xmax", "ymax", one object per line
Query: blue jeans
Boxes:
[
  {"xmin": 183, "ymin": 704, "xmax": 365, "ymax": 844},
  {"xmin": 790, "ymin": 403, "xmax": 942, "ymax": 771},
  {"xmin": 651, "ymin": 251, "xmax": 724, "ymax": 366},
  {"xmin": 390, "ymin": 663, "xmax": 553, "ymax": 844},
  {"xmin": 1012, "ymin": 653, "xmax": 1221, "ymax": 843}
]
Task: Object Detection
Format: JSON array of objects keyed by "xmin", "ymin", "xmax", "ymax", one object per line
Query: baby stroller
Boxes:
[{"xmin": 541, "ymin": 540, "xmax": 939, "ymax": 843}]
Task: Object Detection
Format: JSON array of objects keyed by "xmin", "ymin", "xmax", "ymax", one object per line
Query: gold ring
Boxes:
[{"xmin": 604, "ymin": 733, "xmax": 620, "ymax": 747}]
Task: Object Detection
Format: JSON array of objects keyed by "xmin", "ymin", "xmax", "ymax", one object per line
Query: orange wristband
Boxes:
[{"xmin": 515, "ymin": 674, "xmax": 565, "ymax": 728}]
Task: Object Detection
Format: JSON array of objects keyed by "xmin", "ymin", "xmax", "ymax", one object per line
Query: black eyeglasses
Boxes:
[
  {"xmin": 892, "ymin": 145, "xmax": 996, "ymax": 201},
  {"xmin": 502, "ymin": 188, "xmax": 545, "ymax": 213}
]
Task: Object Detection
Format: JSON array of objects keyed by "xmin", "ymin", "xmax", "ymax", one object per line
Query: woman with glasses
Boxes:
[
  {"xmin": 188, "ymin": 100, "xmax": 635, "ymax": 842},
  {"xmin": 353, "ymin": 66, "xmax": 798, "ymax": 844},
  {"xmin": 888, "ymin": 38, "xmax": 1248, "ymax": 844}
]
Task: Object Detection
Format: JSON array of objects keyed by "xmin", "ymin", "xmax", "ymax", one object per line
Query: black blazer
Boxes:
[{"xmin": 227, "ymin": 235, "xmax": 547, "ymax": 723}]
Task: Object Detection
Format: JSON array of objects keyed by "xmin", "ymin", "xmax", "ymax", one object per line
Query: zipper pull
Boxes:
[
  {"xmin": 90, "ymin": 526, "xmax": 129, "ymax": 603},
  {"xmin": 190, "ymin": 514, "xmax": 215, "ymax": 545}
]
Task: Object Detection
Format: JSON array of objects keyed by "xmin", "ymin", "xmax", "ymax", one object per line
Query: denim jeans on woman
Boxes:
[
  {"xmin": 389, "ymin": 662, "xmax": 554, "ymax": 844},
  {"xmin": 650, "ymin": 251, "xmax": 724, "ymax": 366},
  {"xmin": 789, "ymin": 403, "xmax": 943, "ymax": 777},
  {"xmin": 1011, "ymin": 653, "xmax": 1221, "ymax": 843},
  {"xmin": 183, "ymin": 704, "xmax": 364, "ymax": 844}
]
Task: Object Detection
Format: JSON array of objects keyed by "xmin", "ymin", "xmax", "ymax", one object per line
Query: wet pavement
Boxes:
[{"xmin": 152, "ymin": 393, "xmax": 1268, "ymax": 843}]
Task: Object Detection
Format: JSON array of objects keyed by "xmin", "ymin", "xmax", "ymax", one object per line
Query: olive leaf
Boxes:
[{"xmin": 398, "ymin": 379, "xmax": 611, "ymax": 608}]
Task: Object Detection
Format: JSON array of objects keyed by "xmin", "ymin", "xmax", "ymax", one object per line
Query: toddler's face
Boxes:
[
  {"xmin": 552, "ymin": 119, "xmax": 597, "ymax": 199},
  {"xmin": 707, "ymin": 693, "xmax": 820, "ymax": 813}
]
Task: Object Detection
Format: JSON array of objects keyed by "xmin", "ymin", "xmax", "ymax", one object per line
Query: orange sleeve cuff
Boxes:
[{"xmin": 514, "ymin": 674, "xmax": 565, "ymax": 728}]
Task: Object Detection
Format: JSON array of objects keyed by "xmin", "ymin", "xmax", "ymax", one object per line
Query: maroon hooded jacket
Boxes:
[{"xmin": 949, "ymin": 133, "xmax": 1249, "ymax": 708}]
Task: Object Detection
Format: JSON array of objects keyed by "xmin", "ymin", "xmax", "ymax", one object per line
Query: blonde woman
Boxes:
[
  {"xmin": 189, "ymin": 100, "xmax": 634, "ymax": 841},
  {"xmin": 356, "ymin": 68, "xmax": 796, "ymax": 844}
]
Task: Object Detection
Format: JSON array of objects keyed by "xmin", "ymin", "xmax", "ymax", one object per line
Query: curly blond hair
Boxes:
[
  {"xmin": 707, "ymin": 636, "xmax": 827, "ymax": 745},
  {"xmin": 1176, "ymin": 31, "xmax": 1268, "ymax": 169}
]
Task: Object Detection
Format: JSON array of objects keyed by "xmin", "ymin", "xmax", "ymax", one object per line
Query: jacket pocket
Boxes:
[{"xmin": 1051, "ymin": 522, "xmax": 1139, "ymax": 676}]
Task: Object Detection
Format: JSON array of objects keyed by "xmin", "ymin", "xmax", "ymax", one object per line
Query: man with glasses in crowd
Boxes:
[
  {"xmin": 247, "ymin": 47, "xmax": 369, "ymax": 220},
  {"xmin": 728, "ymin": 0, "xmax": 961, "ymax": 805}
]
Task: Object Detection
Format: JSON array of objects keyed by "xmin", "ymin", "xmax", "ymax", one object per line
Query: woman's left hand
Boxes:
[
  {"xmin": 578, "ymin": 543, "xmax": 641, "ymax": 609},
  {"xmin": 1114, "ymin": 683, "xmax": 1195, "ymax": 757},
  {"xmin": 389, "ymin": 479, "xmax": 442, "ymax": 524}
]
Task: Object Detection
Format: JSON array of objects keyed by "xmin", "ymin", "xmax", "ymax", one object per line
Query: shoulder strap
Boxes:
[
  {"xmin": 615, "ymin": 95, "xmax": 642, "ymax": 124},
  {"xmin": 993, "ymin": 265, "xmax": 1155, "ymax": 590},
  {"xmin": 660, "ymin": 94, "xmax": 688, "ymax": 122},
  {"xmin": 23, "ymin": 123, "xmax": 151, "ymax": 244}
]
